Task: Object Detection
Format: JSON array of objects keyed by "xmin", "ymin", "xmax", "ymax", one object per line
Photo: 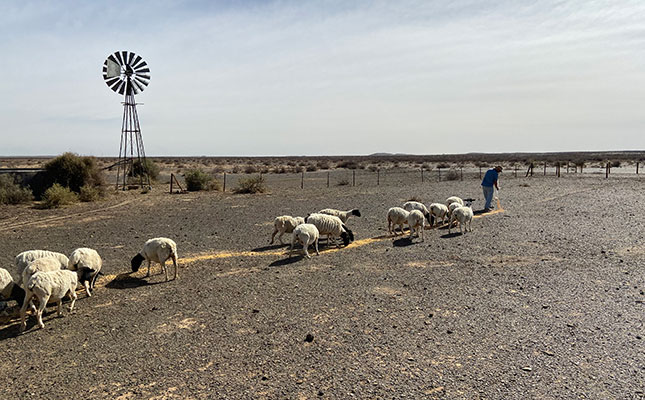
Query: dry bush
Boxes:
[
  {"xmin": 42, "ymin": 153, "xmax": 104, "ymax": 193},
  {"xmin": 316, "ymin": 160, "xmax": 331, "ymax": 170},
  {"xmin": 337, "ymin": 160, "xmax": 361, "ymax": 169},
  {"xmin": 244, "ymin": 165, "xmax": 259, "ymax": 174},
  {"xmin": 0, "ymin": 175, "xmax": 33, "ymax": 205},
  {"xmin": 79, "ymin": 184, "xmax": 102, "ymax": 202},
  {"xmin": 306, "ymin": 164, "xmax": 318, "ymax": 172},
  {"xmin": 184, "ymin": 169, "xmax": 219, "ymax": 191},
  {"xmin": 42, "ymin": 184, "xmax": 78, "ymax": 208},
  {"xmin": 234, "ymin": 175, "xmax": 267, "ymax": 194},
  {"xmin": 130, "ymin": 159, "xmax": 160, "ymax": 181},
  {"xmin": 444, "ymin": 169, "xmax": 460, "ymax": 181},
  {"xmin": 337, "ymin": 178, "xmax": 350, "ymax": 186}
]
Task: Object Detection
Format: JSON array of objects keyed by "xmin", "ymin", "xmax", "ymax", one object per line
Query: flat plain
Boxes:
[{"xmin": 0, "ymin": 170, "xmax": 644, "ymax": 399}]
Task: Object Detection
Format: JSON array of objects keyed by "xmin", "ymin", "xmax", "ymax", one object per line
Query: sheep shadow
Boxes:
[
  {"xmin": 252, "ymin": 244, "xmax": 288, "ymax": 252},
  {"xmin": 440, "ymin": 232, "xmax": 463, "ymax": 239},
  {"xmin": 269, "ymin": 256, "xmax": 304, "ymax": 267},
  {"xmin": 0, "ymin": 308, "xmax": 68, "ymax": 340},
  {"xmin": 105, "ymin": 273, "xmax": 167, "ymax": 289},
  {"xmin": 392, "ymin": 237, "xmax": 417, "ymax": 247}
]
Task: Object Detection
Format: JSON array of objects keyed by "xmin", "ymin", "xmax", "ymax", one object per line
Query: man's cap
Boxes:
[{"xmin": 495, "ymin": 165, "xmax": 503, "ymax": 171}]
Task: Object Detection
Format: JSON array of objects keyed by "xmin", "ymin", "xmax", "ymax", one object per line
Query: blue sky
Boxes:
[{"xmin": 1, "ymin": 0, "xmax": 644, "ymax": 156}]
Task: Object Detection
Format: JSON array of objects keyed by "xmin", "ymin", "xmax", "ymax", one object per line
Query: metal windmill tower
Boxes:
[{"xmin": 102, "ymin": 51, "xmax": 151, "ymax": 190}]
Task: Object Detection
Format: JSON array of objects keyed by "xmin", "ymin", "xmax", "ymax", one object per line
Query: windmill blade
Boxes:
[
  {"xmin": 118, "ymin": 81, "xmax": 126, "ymax": 95},
  {"xmin": 127, "ymin": 51, "xmax": 135, "ymax": 65},
  {"xmin": 121, "ymin": 51, "xmax": 129, "ymax": 66},
  {"xmin": 114, "ymin": 51, "xmax": 124, "ymax": 65},
  {"xmin": 133, "ymin": 60, "xmax": 147, "ymax": 70},
  {"xmin": 135, "ymin": 74, "xmax": 150, "ymax": 81},
  {"xmin": 105, "ymin": 77, "xmax": 121, "ymax": 87},
  {"xmin": 132, "ymin": 78, "xmax": 145, "ymax": 93},
  {"xmin": 135, "ymin": 67, "xmax": 150, "ymax": 74},
  {"xmin": 135, "ymin": 77, "xmax": 149, "ymax": 88},
  {"xmin": 110, "ymin": 80, "xmax": 123, "ymax": 93},
  {"xmin": 108, "ymin": 54, "xmax": 120, "ymax": 66},
  {"xmin": 132, "ymin": 55, "xmax": 142, "ymax": 68}
]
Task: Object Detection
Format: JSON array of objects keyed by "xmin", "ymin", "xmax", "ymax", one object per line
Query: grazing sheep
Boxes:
[
  {"xmin": 403, "ymin": 201, "xmax": 431, "ymax": 224},
  {"xmin": 68, "ymin": 248, "xmax": 102, "ymax": 297},
  {"xmin": 289, "ymin": 223, "xmax": 320, "ymax": 259},
  {"xmin": 14, "ymin": 250, "xmax": 69, "ymax": 286},
  {"xmin": 407, "ymin": 210, "xmax": 426, "ymax": 242},
  {"xmin": 387, "ymin": 207, "xmax": 410, "ymax": 236},
  {"xmin": 270, "ymin": 215, "xmax": 305, "ymax": 245},
  {"xmin": 447, "ymin": 201, "xmax": 464, "ymax": 219},
  {"xmin": 318, "ymin": 208, "xmax": 361, "ymax": 223},
  {"xmin": 445, "ymin": 196, "xmax": 464, "ymax": 207},
  {"xmin": 0, "ymin": 267, "xmax": 25, "ymax": 307},
  {"xmin": 21, "ymin": 257, "xmax": 64, "ymax": 290},
  {"xmin": 19, "ymin": 270, "xmax": 78, "ymax": 332},
  {"xmin": 304, "ymin": 213, "xmax": 354, "ymax": 247},
  {"xmin": 449, "ymin": 205, "xmax": 474, "ymax": 234},
  {"xmin": 429, "ymin": 203, "xmax": 449, "ymax": 227},
  {"xmin": 131, "ymin": 238, "xmax": 179, "ymax": 281}
]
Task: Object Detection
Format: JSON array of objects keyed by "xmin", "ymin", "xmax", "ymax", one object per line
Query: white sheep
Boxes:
[
  {"xmin": 429, "ymin": 203, "xmax": 449, "ymax": 227},
  {"xmin": 447, "ymin": 201, "xmax": 464, "ymax": 219},
  {"xmin": 21, "ymin": 257, "xmax": 65, "ymax": 313},
  {"xmin": 387, "ymin": 207, "xmax": 410, "ymax": 236},
  {"xmin": 14, "ymin": 250, "xmax": 69, "ymax": 286},
  {"xmin": 403, "ymin": 201, "xmax": 432, "ymax": 225},
  {"xmin": 449, "ymin": 205, "xmax": 474, "ymax": 234},
  {"xmin": 407, "ymin": 210, "xmax": 426, "ymax": 242},
  {"xmin": 445, "ymin": 196, "xmax": 464, "ymax": 207},
  {"xmin": 19, "ymin": 269, "xmax": 78, "ymax": 332},
  {"xmin": 270, "ymin": 215, "xmax": 305, "ymax": 245},
  {"xmin": 131, "ymin": 238, "xmax": 179, "ymax": 281},
  {"xmin": 304, "ymin": 213, "xmax": 354, "ymax": 247},
  {"xmin": 0, "ymin": 267, "xmax": 25, "ymax": 307},
  {"xmin": 68, "ymin": 248, "xmax": 102, "ymax": 297},
  {"xmin": 317, "ymin": 208, "xmax": 361, "ymax": 223},
  {"xmin": 289, "ymin": 223, "xmax": 320, "ymax": 259}
]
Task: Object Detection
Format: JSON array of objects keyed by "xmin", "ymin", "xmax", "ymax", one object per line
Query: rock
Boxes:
[
  {"xmin": 305, "ymin": 334, "xmax": 314, "ymax": 342},
  {"xmin": 521, "ymin": 366, "xmax": 532, "ymax": 372}
]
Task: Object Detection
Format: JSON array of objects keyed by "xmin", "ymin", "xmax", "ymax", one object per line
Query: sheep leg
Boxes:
[
  {"xmin": 314, "ymin": 237, "xmax": 319, "ymax": 256},
  {"xmin": 303, "ymin": 237, "xmax": 311, "ymax": 259},
  {"xmin": 172, "ymin": 254, "xmax": 179, "ymax": 280},
  {"xmin": 90, "ymin": 271, "xmax": 99, "ymax": 289},
  {"xmin": 83, "ymin": 280, "xmax": 92, "ymax": 297},
  {"xmin": 421, "ymin": 225, "xmax": 425, "ymax": 242},
  {"xmin": 36, "ymin": 295, "xmax": 49, "ymax": 329},
  {"xmin": 68, "ymin": 289, "xmax": 77, "ymax": 312},
  {"xmin": 289, "ymin": 237, "xmax": 296, "ymax": 258},
  {"xmin": 146, "ymin": 260, "xmax": 152, "ymax": 277},
  {"xmin": 269, "ymin": 228, "xmax": 278, "ymax": 244},
  {"xmin": 161, "ymin": 260, "xmax": 169, "ymax": 282},
  {"xmin": 19, "ymin": 292, "xmax": 34, "ymax": 332}
]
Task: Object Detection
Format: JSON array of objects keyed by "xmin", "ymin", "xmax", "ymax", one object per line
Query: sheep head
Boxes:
[
  {"xmin": 351, "ymin": 209, "xmax": 361, "ymax": 217},
  {"xmin": 131, "ymin": 253, "xmax": 145, "ymax": 272}
]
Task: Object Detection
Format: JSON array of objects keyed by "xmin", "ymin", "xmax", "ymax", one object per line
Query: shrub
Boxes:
[
  {"xmin": 444, "ymin": 169, "xmax": 460, "ymax": 181},
  {"xmin": 306, "ymin": 164, "xmax": 318, "ymax": 172},
  {"xmin": 184, "ymin": 169, "xmax": 216, "ymax": 191},
  {"xmin": 79, "ymin": 184, "xmax": 101, "ymax": 202},
  {"xmin": 43, "ymin": 153, "xmax": 104, "ymax": 193},
  {"xmin": 316, "ymin": 160, "xmax": 331, "ymax": 170},
  {"xmin": 0, "ymin": 175, "xmax": 33, "ymax": 205},
  {"xmin": 337, "ymin": 178, "xmax": 350, "ymax": 186},
  {"xmin": 337, "ymin": 160, "xmax": 360, "ymax": 169},
  {"xmin": 611, "ymin": 160, "xmax": 621, "ymax": 168},
  {"xmin": 130, "ymin": 159, "xmax": 160, "ymax": 181},
  {"xmin": 234, "ymin": 175, "xmax": 267, "ymax": 194},
  {"xmin": 436, "ymin": 163, "xmax": 450, "ymax": 169},
  {"xmin": 42, "ymin": 184, "xmax": 78, "ymax": 208},
  {"xmin": 244, "ymin": 165, "xmax": 259, "ymax": 174}
]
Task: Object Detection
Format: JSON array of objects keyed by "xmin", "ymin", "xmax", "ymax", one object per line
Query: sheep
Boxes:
[
  {"xmin": 445, "ymin": 196, "xmax": 464, "ymax": 207},
  {"xmin": 429, "ymin": 203, "xmax": 449, "ymax": 227},
  {"xmin": 402, "ymin": 201, "xmax": 432, "ymax": 225},
  {"xmin": 407, "ymin": 210, "xmax": 426, "ymax": 242},
  {"xmin": 68, "ymin": 248, "xmax": 102, "ymax": 297},
  {"xmin": 19, "ymin": 270, "xmax": 78, "ymax": 332},
  {"xmin": 317, "ymin": 208, "xmax": 361, "ymax": 223},
  {"xmin": 21, "ymin": 257, "xmax": 65, "ymax": 313},
  {"xmin": 14, "ymin": 250, "xmax": 69, "ymax": 286},
  {"xmin": 131, "ymin": 238, "xmax": 179, "ymax": 281},
  {"xmin": 387, "ymin": 207, "xmax": 410, "ymax": 236},
  {"xmin": 289, "ymin": 223, "xmax": 320, "ymax": 259},
  {"xmin": 270, "ymin": 215, "xmax": 305, "ymax": 245},
  {"xmin": 304, "ymin": 213, "xmax": 354, "ymax": 247},
  {"xmin": 447, "ymin": 201, "xmax": 464, "ymax": 219},
  {"xmin": 449, "ymin": 205, "xmax": 474, "ymax": 235},
  {"xmin": 0, "ymin": 267, "xmax": 25, "ymax": 308}
]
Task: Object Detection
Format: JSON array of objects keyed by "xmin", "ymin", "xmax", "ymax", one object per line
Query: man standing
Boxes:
[{"xmin": 481, "ymin": 166, "xmax": 502, "ymax": 212}]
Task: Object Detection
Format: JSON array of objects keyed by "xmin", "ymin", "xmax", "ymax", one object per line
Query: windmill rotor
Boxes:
[{"xmin": 102, "ymin": 50, "xmax": 150, "ymax": 95}]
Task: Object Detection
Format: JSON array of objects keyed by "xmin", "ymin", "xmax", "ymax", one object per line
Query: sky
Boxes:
[{"xmin": 1, "ymin": 0, "xmax": 644, "ymax": 156}]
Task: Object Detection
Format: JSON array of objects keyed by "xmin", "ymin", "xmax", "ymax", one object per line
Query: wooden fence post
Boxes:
[
  {"xmin": 460, "ymin": 167, "xmax": 463, "ymax": 181},
  {"xmin": 223, "ymin": 173, "xmax": 226, "ymax": 192},
  {"xmin": 514, "ymin": 166, "xmax": 517, "ymax": 178},
  {"xmin": 479, "ymin": 167, "xmax": 482, "ymax": 179},
  {"xmin": 327, "ymin": 171, "xmax": 330, "ymax": 187},
  {"xmin": 557, "ymin": 164, "xmax": 561, "ymax": 178},
  {"xmin": 637, "ymin": 162, "xmax": 640, "ymax": 174},
  {"xmin": 543, "ymin": 162, "xmax": 546, "ymax": 176},
  {"xmin": 567, "ymin": 162, "xmax": 570, "ymax": 173},
  {"xmin": 170, "ymin": 173, "xmax": 174, "ymax": 194},
  {"xmin": 352, "ymin": 170, "xmax": 355, "ymax": 186},
  {"xmin": 438, "ymin": 168, "xmax": 441, "ymax": 182},
  {"xmin": 421, "ymin": 168, "xmax": 424, "ymax": 183},
  {"xmin": 377, "ymin": 169, "xmax": 380, "ymax": 185},
  {"xmin": 301, "ymin": 171, "xmax": 304, "ymax": 189},
  {"xmin": 606, "ymin": 162, "xmax": 610, "ymax": 179}
]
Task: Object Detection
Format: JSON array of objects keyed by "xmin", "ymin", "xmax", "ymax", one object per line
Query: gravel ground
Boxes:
[{"xmin": 0, "ymin": 174, "xmax": 644, "ymax": 399}]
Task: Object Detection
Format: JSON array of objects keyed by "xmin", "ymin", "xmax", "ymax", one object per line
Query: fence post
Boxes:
[
  {"xmin": 543, "ymin": 162, "xmax": 546, "ymax": 176},
  {"xmin": 514, "ymin": 166, "xmax": 517, "ymax": 178},
  {"xmin": 170, "ymin": 173, "xmax": 174, "ymax": 194},
  {"xmin": 567, "ymin": 162, "xmax": 570, "ymax": 173},
  {"xmin": 557, "ymin": 164, "xmax": 561, "ymax": 178},
  {"xmin": 606, "ymin": 162, "xmax": 610, "ymax": 179},
  {"xmin": 223, "ymin": 173, "xmax": 226, "ymax": 192},
  {"xmin": 301, "ymin": 171, "xmax": 304, "ymax": 189},
  {"xmin": 377, "ymin": 169, "xmax": 380, "ymax": 185},
  {"xmin": 327, "ymin": 171, "xmax": 330, "ymax": 187},
  {"xmin": 438, "ymin": 168, "xmax": 441, "ymax": 182},
  {"xmin": 352, "ymin": 170, "xmax": 355, "ymax": 187},
  {"xmin": 637, "ymin": 162, "xmax": 640, "ymax": 174},
  {"xmin": 460, "ymin": 167, "xmax": 463, "ymax": 181},
  {"xmin": 479, "ymin": 167, "xmax": 482, "ymax": 179},
  {"xmin": 421, "ymin": 168, "xmax": 424, "ymax": 183}
]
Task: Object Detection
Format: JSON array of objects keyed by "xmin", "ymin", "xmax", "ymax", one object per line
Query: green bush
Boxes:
[
  {"xmin": 234, "ymin": 175, "xmax": 267, "ymax": 194},
  {"xmin": 42, "ymin": 184, "xmax": 78, "ymax": 208},
  {"xmin": 130, "ymin": 159, "xmax": 160, "ymax": 181},
  {"xmin": 0, "ymin": 175, "xmax": 33, "ymax": 205},
  {"xmin": 79, "ymin": 184, "xmax": 101, "ymax": 202},
  {"xmin": 44, "ymin": 152, "xmax": 104, "ymax": 193},
  {"xmin": 184, "ymin": 169, "xmax": 220, "ymax": 191}
]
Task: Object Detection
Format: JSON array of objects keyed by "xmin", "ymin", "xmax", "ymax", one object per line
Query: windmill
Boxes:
[{"xmin": 102, "ymin": 51, "xmax": 151, "ymax": 190}]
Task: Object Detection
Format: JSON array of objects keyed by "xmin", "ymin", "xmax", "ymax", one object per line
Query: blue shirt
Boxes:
[{"xmin": 481, "ymin": 168, "xmax": 498, "ymax": 187}]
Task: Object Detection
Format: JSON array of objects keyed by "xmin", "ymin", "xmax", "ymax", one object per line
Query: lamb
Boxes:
[
  {"xmin": 428, "ymin": 203, "xmax": 449, "ymax": 227},
  {"xmin": 387, "ymin": 207, "xmax": 410, "ymax": 236},
  {"xmin": 19, "ymin": 270, "xmax": 78, "ymax": 332},
  {"xmin": 449, "ymin": 205, "xmax": 474, "ymax": 234},
  {"xmin": 68, "ymin": 248, "xmax": 102, "ymax": 297},
  {"xmin": 448, "ymin": 201, "xmax": 464, "ymax": 218},
  {"xmin": 131, "ymin": 237, "xmax": 179, "ymax": 281},
  {"xmin": 304, "ymin": 213, "xmax": 354, "ymax": 247},
  {"xmin": 270, "ymin": 215, "xmax": 305, "ymax": 245},
  {"xmin": 14, "ymin": 250, "xmax": 69, "ymax": 286},
  {"xmin": 317, "ymin": 208, "xmax": 361, "ymax": 223},
  {"xmin": 21, "ymin": 257, "xmax": 64, "ymax": 290},
  {"xmin": 289, "ymin": 223, "xmax": 320, "ymax": 259},
  {"xmin": 407, "ymin": 210, "xmax": 426, "ymax": 242},
  {"xmin": 0, "ymin": 267, "xmax": 25, "ymax": 307},
  {"xmin": 445, "ymin": 196, "xmax": 464, "ymax": 207},
  {"xmin": 402, "ymin": 201, "xmax": 431, "ymax": 224}
]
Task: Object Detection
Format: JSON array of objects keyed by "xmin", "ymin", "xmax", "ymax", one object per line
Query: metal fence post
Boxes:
[
  {"xmin": 377, "ymin": 169, "xmax": 380, "ymax": 185},
  {"xmin": 352, "ymin": 170, "xmax": 355, "ymax": 186},
  {"xmin": 223, "ymin": 173, "xmax": 226, "ymax": 192}
]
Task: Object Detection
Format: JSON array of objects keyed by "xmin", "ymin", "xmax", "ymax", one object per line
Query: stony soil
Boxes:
[{"xmin": 0, "ymin": 174, "xmax": 644, "ymax": 399}]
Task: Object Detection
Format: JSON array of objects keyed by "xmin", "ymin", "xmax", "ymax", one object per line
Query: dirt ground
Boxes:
[{"xmin": 0, "ymin": 173, "xmax": 644, "ymax": 399}]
